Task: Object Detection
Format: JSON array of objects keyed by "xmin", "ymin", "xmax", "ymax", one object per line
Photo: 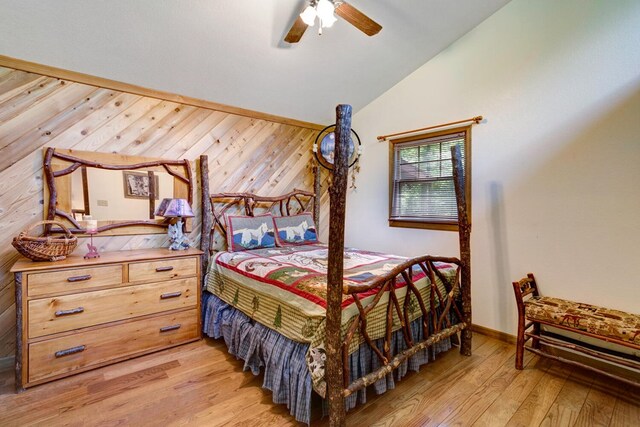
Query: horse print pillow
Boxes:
[
  {"xmin": 274, "ymin": 213, "xmax": 319, "ymax": 245},
  {"xmin": 225, "ymin": 214, "xmax": 277, "ymax": 251}
]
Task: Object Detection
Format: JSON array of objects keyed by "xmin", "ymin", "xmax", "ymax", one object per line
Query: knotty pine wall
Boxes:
[{"xmin": 0, "ymin": 63, "xmax": 331, "ymax": 361}]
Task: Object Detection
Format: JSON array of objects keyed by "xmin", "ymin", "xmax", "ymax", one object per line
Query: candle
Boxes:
[{"xmin": 85, "ymin": 220, "xmax": 98, "ymax": 233}]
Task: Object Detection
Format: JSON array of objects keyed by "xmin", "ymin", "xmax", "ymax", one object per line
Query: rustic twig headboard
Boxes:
[
  {"xmin": 198, "ymin": 155, "xmax": 321, "ymax": 272},
  {"xmin": 208, "ymin": 190, "xmax": 317, "ymax": 247}
]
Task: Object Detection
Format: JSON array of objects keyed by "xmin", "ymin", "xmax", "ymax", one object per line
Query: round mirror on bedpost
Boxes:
[
  {"xmin": 312, "ymin": 124, "xmax": 362, "ymax": 171},
  {"xmin": 311, "ymin": 123, "xmax": 362, "ymax": 233}
]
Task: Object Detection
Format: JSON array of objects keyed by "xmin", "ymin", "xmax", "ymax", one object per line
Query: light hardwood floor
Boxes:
[{"xmin": 0, "ymin": 335, "xmax": 637, "ymax": 426}]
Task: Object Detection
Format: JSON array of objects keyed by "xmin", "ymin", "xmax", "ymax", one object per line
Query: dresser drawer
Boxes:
[
  {"xmin": 28, "ymin": 308, "xmax": 198, "ymax": 383},
  {"xmin": 28, "ymin": 277, "xmax": 197, "ymax": 338},
  {"xmin": 27, "ymin": 265, "xmax": 124, "ymax": 297},
  {"xmin": 129, "ymin": 257, "xmax": 197, "ymax": 282}
]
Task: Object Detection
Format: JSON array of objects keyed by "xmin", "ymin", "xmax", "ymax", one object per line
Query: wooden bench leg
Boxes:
[
  {"xmin": 515, "ymin": 312, "xmax": 525, "ymax": 370},
  {"xmin": 532, "ymin": 322, "xmax": 541, "ymax": 350},
  {"xmin": 513, "ymin": 274, "xmax": 539, "ymax": 370}
]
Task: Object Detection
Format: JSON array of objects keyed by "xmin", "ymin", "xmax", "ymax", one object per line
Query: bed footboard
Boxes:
[
  {"xmin": 325, "ymin": 106, "xmax": 471, "ymax": 425},
  {"xmin": 341, "ymin": 255, "xmax": 467, "ymax": 396}
]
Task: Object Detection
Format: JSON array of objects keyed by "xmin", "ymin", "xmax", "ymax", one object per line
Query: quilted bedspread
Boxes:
[{"xmin": 206, "ymin": 244, "xmax": 456, "ymax": 396}]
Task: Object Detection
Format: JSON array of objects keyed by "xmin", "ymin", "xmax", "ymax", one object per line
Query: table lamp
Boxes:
[{"xmin": 155, "ymin": 198, "xmax": 194, "ymax": 250}]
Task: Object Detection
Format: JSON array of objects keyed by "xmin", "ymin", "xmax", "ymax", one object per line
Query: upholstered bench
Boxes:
[{"xmin": 513, "ymin": 274, "xmax": 640, "ymax": 387}]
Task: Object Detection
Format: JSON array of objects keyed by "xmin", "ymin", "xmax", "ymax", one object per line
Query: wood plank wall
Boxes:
[{"xmin": 0, "ymin": 62, "xmax": 331, "ymax": 360}]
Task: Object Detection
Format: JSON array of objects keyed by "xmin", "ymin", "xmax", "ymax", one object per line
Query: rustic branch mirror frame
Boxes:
[{"xmin": 43, "ymin": 147, "xmax": 194, "ymax": 236}]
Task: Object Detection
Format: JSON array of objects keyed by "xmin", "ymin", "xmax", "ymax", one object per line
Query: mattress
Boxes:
[{"xmin": 205, "ymin": 243, "xmax": 456, "ymax": 396}]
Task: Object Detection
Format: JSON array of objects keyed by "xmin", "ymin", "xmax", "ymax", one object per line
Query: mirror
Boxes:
[
  {"xmin": 69, "ymin": 168, "xmax": 175, "ymax": 221},
  {"xmin": 44, "ymin": 148, "xmax": 194, "ymax": 236}
]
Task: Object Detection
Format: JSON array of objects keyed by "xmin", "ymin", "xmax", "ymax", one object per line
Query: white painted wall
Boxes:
[{"xmin": 347, "ymin": 0, "xmax": 640, "ymax": 336}]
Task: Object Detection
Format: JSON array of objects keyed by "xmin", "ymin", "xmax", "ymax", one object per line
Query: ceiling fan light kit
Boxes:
[
  {"xmin": 300, "ymin": 5, "xmax": 317, "ymax": 26},
  {"xmin": 300, "ymin": 0, "xmax": 337, "ymax": 34},
  {"xmin": 285, "ymin": 0, "xmax": 382, "ymax": 43}
]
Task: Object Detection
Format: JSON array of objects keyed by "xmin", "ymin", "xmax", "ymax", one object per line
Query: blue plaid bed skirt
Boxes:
[{"xmin": 202, "ymin": 291, "xmax": 452, "ymax": 424}]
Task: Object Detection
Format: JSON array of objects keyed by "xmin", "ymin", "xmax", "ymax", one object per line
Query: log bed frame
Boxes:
[{"xmin": 199, "ymin": 105, "xmax": 472, "ymax": 426}]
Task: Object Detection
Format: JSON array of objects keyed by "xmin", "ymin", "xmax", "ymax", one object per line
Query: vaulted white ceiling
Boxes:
[{"xmin": 0, "ymin": 0, "xmax": 509, "ymax": 124}]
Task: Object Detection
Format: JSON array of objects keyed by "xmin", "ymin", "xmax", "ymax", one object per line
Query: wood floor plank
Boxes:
[
  {"xmin": 505, "ymin": 361, "xmax": 572, "ymax": 427},
  {"xmin": 48, "ymin": 344, "xmax": 237, "ymax": 425},
  {"xmin": 87, "ymin": 360, "xmax": 180, "ymax": 395},
  {"xmin": 346, "ymin": 340, "xmax": 507, "ymax": 427},
  {"xmin": 399, "ymin": 342, "xmax": 515, "ymax": 427},
  {"xmin": 52, "ymin": 350, "xmax": 222, "ymax": 425},
  {"xmin": 574, "ymin": 376, "xmax": 618, "ymax": 427},
  {"xmin": 0, "ymin": 335, "xmax": 634, "ymax": 427},
  {"xmin": 338, "ymin": 334, "xmax": 495, "ymax": 424},
  {"xmin": 609, "ymin": 382, "xmax": 640, "ymax": 427},
  {"xmin": 440, "ymin": 350, "xmax": 538, "ymax": 426},
  {"xmin": 472, "ymin": 356, "xmax": 549, "ymax": 427},
  {"xmin": 539, "ymin": 368, "xmax": 594, "ymax": 427}
]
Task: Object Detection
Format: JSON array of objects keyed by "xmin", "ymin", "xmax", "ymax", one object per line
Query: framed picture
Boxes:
[{"xmin": 123, "ymin": 171, "xmax": 160, "ymax": 200}]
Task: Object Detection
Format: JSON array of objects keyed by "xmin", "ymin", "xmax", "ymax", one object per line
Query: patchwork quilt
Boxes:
[{"xmin": 206, "ymin": 244, "xmax": 456, "ymax": 396}]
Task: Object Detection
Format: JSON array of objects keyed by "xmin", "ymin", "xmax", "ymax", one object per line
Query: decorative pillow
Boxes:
[
  {"xmin": 225, "ymin": 213, "xmax": 277, "ymax": 251},
  {"xmin": 274, "ymin": 213, "xmax": 319, "ymax": 245}
]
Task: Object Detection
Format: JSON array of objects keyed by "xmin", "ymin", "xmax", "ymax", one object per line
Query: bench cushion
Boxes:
[{"xmin": 524, "ymin": 296, "xmax": 640, "ymax": 346}]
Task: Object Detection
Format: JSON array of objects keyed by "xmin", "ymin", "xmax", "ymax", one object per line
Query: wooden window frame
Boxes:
[{"xmin": 388, "ymin": 125, "xmax": 472, "ymax": 231}]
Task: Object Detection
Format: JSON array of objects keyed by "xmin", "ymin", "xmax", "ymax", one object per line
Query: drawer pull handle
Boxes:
[
  {"xmin": 55, "ymin": 307, "xmax": 84, "ymax": 317},
  {"xmin": 156, "ymin": 266, "xmax": 174, "ymax": 272},
  {"xmin": 67, "ymin": 274, "xmax": 92, "ymax": 283},
  {"xmin": 160, "ymin": 324, "xmax": 182, "ymax": 332},
  {"xmin": 55, "ymin": 345, "xmax": 86, "ymax": 358},
  {"xmin": 160, "ymin": 291, "xmax": 182, "ymax": 300}
]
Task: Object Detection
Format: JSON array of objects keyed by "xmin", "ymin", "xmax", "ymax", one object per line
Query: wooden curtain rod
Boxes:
[{"xmin": 377, "ymin": 116, "xmax": 483, "ymax": 141}]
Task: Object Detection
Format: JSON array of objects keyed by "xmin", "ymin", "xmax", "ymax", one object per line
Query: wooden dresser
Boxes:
[{"xmin": 10, "ymin": 248, "xmax": 203, "ymax": 390}]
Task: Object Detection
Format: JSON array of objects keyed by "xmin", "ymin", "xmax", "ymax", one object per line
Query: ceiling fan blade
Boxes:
[
  {"xmin": 284, "ymin": 16, "xmax": 309, "ymax": 43},
  {"xmin": 335, "ymin": 2, "xmax": 382, "ymax": 36}
]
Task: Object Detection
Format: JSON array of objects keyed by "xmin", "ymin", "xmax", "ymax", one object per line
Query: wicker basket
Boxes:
[{"xmin": 12, "ymin": 220, "xmax": 78, "ymax": 262}]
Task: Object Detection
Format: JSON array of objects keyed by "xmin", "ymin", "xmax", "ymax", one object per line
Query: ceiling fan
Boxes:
[{"xmin": 284, "ymin": 0, "xmax": 382, "ymax": 43}]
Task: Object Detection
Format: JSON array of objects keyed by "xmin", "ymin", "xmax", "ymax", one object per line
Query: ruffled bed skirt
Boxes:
[{"xmin": 202, "ymin": 291, "xmax": 452, "ymax": 424}]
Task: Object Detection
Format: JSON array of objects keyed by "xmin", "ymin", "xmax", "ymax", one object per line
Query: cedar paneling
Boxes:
[{"xmin": 0, "ymin": 65, "xmax": 330, "ymax": 359}]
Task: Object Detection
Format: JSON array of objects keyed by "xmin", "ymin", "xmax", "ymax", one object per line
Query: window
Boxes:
[{"xmin": 389, "ymin": 126, "xmax": 471, "ymax": 231}]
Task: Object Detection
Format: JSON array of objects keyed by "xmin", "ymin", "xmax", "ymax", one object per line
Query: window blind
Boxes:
[{"xmin": 391, "ymin": 131, "xmax": 465, "ymax": 222}]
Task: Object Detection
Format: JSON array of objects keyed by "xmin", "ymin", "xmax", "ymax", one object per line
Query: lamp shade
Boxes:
[
  {"xmin": 300, "ymin": 5, "xmax": 317, "ymax": 26},
  {"xmin": 155, "ymin": 198, "xmax": 194, "ymax": 218}
]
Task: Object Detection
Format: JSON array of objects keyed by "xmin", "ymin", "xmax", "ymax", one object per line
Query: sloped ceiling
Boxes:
[{"xmin": 0, "ymin": 0, "xmax": 509, "ymax": 124}]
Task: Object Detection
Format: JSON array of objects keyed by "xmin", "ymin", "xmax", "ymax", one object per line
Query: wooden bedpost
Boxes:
[
  {"xmin": 326, "ymin": 104, "xmax": 351, "ymax": 426},
  {"xmin": 199, "ymin": 155, "xmax": 212, "ymax": 278},
  {"xmin": 313, "ymin": 164, "xmax": 321, "ymax": 234},
  {"xmin": 451, "ymin": 145, "xmax": 472, "ymax": 356}
]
